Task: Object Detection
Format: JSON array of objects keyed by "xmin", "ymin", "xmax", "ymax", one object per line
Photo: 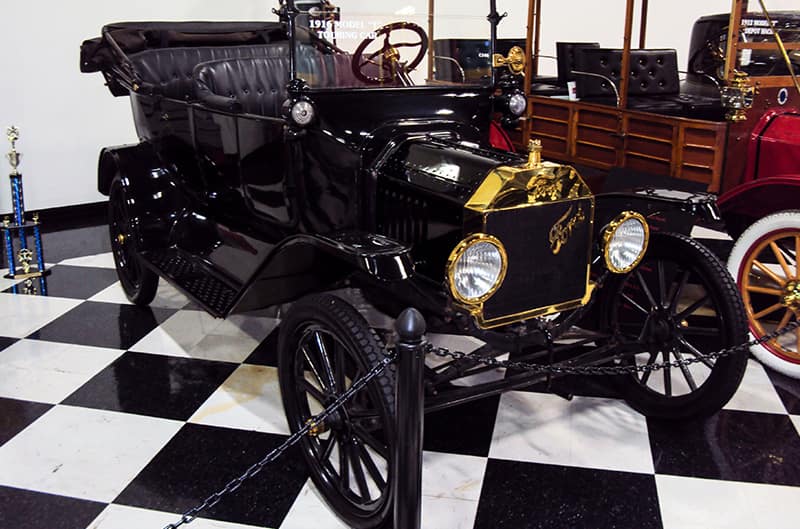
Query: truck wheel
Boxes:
[
  {"xmin": 279, "ymin": 294, "xmax": 396, "ymax": 529},
  {"xmin": 108, "ymin": 179, "xmax": 158, "ymax": 306},
  {"xmin": 605, "ymin": 232, "xmax": 748, "ymax": 419},
  {"xmin": 727, "ymin": 211, "xmax": 800, "ymax": 378}
]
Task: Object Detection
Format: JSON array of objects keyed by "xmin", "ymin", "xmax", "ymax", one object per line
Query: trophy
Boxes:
[{"xmin": 3, "ymin": 126, "xmax": 48, "ymax": 294}]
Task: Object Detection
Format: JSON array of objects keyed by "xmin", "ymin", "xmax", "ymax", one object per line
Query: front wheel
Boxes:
[
  {"xmin": 278, "ymin": 294, "xmax": 396, "ymax": 529},
  {"xmin": 727, "ymin": 211, "xmax": 800, "ymax": 378},
  {"xmin": 605, "ymin": 232, "xmax": 748, "ymax": 419}
]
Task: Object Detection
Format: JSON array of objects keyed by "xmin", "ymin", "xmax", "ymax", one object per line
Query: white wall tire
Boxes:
[{"xmin": 727, "ymin": 211, "xmax": 800, "ymax": 378}]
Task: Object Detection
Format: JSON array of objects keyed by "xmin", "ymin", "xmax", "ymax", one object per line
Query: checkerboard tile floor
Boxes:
[{"xmin": 1, "ymin": 227, "xmax": 800, "ymax": 529}]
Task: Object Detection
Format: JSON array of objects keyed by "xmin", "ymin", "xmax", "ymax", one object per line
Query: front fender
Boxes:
[
  {"xmin": 231, "ymin": 231, "xmax": 415, "ymax": 313},
  {"xmin": 719, "ymin": 176, "xmax": 800, "ymax": 233}
]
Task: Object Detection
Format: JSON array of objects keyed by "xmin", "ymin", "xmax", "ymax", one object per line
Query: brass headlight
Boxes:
[
  {"xmin": 447, "ymin": 234, "xmax": 507, "ymax": 304},
  {"xmin": 602, "ymin": 212, "xmax": 649, "ymax": 274}
]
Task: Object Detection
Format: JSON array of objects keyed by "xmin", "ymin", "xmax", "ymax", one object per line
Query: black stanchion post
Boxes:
[{"xmin": 393, "ymin": 308, "xmax": 426, "ymax": 529}]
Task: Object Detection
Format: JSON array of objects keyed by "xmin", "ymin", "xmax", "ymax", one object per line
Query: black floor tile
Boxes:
[
  {"xmin": 63, "ymin": 351, "xmax": 237, "ymax": 420},
  {"xmin": 115, "ymin": 423, "xmax": 308, "ymax": 527},
  {"xmin": 27, "ymin": 301, "xmax": 175, "ymax": 349},
  {"xmin": 4, "ymin": 265, "xmax": 118, "ymax": 299},
  {"xmin": 244, "ymin": 326, "xmax": 279, "ymax": 367},
  {"xmin": 0, "ymin": 336, "xmax": 17, "ymax": 352},
  {"xmin": 523, "ymin": 374, "xmax": 622, "ymax": 399},
  {"xmin": 766, "ymin": 368, "xmax": 800, "ymax": 415},
  {"xmin": 474, "ymin": 459, "xmax": 663, "ymax": 529},
  {"xmin": 648, "ymin": 409, "xmax": 800, "ymax": 486},
  {"xmin": 40, "ymin": 224, "xmax": 110, "ymax": 263},
  {"xmin": 0, "ymin": 397, "xmax": 52, "ymax": 447},
  {"xmin": 0, "ymin": 485, "xmax": 106, "ymax": 529},
  {"xmin": 423, "ymin": 395, "xmax": 500, "ymax": 457}
]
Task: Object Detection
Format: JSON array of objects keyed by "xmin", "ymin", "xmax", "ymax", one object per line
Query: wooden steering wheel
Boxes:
[{"xmin": 351, "ymin": 21, "xmax": 429, "ymax": 85}]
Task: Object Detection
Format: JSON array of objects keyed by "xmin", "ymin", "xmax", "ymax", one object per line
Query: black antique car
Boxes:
[{"xmin": 81, "ymin": 1, "xmax": 749, "ymax": 527}]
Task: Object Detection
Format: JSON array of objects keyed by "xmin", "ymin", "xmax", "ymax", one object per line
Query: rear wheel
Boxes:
[
  {"xmin": 605, "ymin": 232, "xmax": 748, "ymax": 419},
  {"xmin": 278, "ymin": 294, "xmax": 395, "ymax": 529},
  {"xmin": 727, "ymin": 211, "xmax": 800, "ymax": 378},
  {"xmin": 108, "ymin": 179, "xmax": 158, "ymax": 306}
]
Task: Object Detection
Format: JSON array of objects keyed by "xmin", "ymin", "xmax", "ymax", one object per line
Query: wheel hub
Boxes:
[
  {"xmin": 783, "ymin": 279, "xmax": 800, "ymax": 312},
  {"xmin": 647, "ymin": 309, "xmax": 677, "ymax": 344}
]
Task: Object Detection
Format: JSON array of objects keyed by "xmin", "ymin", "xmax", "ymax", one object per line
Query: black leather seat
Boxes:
[
  {"xmin": 194, "ymin": 57, "xmax": 291, "ymax": 116},
  {"xmin": 530, "ymin": 42, "xmax": 600, "ymax": 96},
  {"xmin": 573, "ymin": 47, "xmax": 722, "ymax": 118},
  {"xmin": 129, "ymin": 43, "xmax": 291, "ymax": 100}
]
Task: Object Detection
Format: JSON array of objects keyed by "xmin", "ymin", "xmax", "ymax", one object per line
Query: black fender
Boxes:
[
  {"xmin": 231, "ymin": 231, "xmax": 417, "ymax": 313},
  {"xmin": 99, "ymin": 142, "xmax": 184, "ymax": 249},
  {"xmin": 594, "ymin": 187, "xmax": 720, "ymax": 237}
]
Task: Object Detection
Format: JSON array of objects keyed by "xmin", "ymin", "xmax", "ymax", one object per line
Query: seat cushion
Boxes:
[
  {"xmin": 555, "ymin": 42, "xmax": 600, "ymax": 84},
  {"xmin": 194, "ymin": 57, "xmax": 291, "ymax": 116},
  {"xmin": 574, "ymin": 48, "xmax": 680, "ymax": 99}
]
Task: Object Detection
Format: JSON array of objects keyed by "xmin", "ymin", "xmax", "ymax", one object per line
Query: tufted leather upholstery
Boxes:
[
  {"xmin": 555, "ymin": 42, "xmax": 600, "ymax": 84},
  {"xmin": 194, "ymin": 57, "xmax": 291, "ymax": 116},
  {"xmin": 574, "ymin": 48, "xmax": 680, "ymax": 99},
  {"xmin": 129, "ymin": 43, "xmax": 291, "ymax": 100}
]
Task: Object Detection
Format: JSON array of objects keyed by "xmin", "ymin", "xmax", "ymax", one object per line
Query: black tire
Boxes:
[
  {"xmin": 604, "ymin": 232, "xmax": 748, "ymax": 419},
  {"xmin": 108, "ymin": 179, "xmax": 158, "ymax": 306},
  {"xmin": 278, "ymin": 294, "xmax": 396, "ymax": 529}
]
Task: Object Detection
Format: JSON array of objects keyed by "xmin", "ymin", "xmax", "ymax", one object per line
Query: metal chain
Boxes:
[
  {"xmin": 427, "ymin": 321, "xmax": 800, "ymax": 376},
  {"xmin": 163, "ymin": 351, "xmax": 396, "ymax": 529}
]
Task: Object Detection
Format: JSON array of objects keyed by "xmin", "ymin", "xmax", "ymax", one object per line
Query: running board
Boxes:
[{"xmin": 142, "ymin": 249, "xmax": 239, "ymax": 317}]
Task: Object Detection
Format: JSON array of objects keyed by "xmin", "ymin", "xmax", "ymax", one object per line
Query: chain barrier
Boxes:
[
  {"xmin": 164, "ymin": 321, "xmax": 798, "ymax": 528},
  {"xmin": 427, "ymin": 321, "xmax": 800, "ymax": 376},
  {"xmin": 163, "ymin": 351, "xmax": 396, "ymax": 529}
]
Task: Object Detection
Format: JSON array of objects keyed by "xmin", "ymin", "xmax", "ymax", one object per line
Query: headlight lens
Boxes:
[
  {"xmin": 448, "ymin": 235, "xmax": 507, "ymax": 303},
  {"xmin": 508, "ymin": 93, "xmax": 527, "ymax": 116},
  {"xmin": 603, "ymin": 212, "xmax": 649, "ymax": 273},
  {"xmin": 290, "ymin": 100, "xmax": 315, "ymax": 126}
]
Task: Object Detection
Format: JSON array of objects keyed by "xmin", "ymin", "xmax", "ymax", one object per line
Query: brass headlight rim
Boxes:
[
  {"xmin": 602, "ymin": 211, "xmax": 650, "ymax": 274},
  {"xmin": 446, "ymin": 233, "xmax": 508, "ymax": 306}
]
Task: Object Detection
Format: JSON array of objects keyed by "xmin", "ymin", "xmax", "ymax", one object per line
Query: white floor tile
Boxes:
[
  {"xmin": 490, "ymin": 391, "xmax": 654, "ymax": 474},
  {"xmin": 422, "ymin": 451, "xmax": 487, "ymax": 501},
  {"xmin": 691, "ymin": 225, "xmax": 732, "ymax": 241},
  {"xmin": 280, "ymin": 481, "xmax": 349, "ymax": 529},
  {"xmin": 189, "ymin": 365, "xmax": 289, "ymax": 434},
  {"xmin": 657, "ymin": 474, "xmax": 800, "ymax": 529},
  {"xmin": 791, "ymin": 415, "xmax": 800, "ymax": 437},
  {"xmin": 89, "ymin": 280, "xmax": 190, "ymax": 309},
  {"xmin": 0, "ymin": 294, "xmax": 81, "ymax": 337},
  {"xmin": 131, "ymin": 310, "xmax": 278, "ymax": 363},
  {"xmin": 421, "ymin": 495, "xmax": 480, "ymax": 529},
  {"xmin": 0, "ymin": 405, "xmax": 181, "ymax": 502},
  {"xmin": 59, "ymin": 252, "xmax": 116, "ymax": 269},
  {"xmin": 0, "ymin": 339, "xmax": 123, "ymax": 403},
  {"xmin": 725, "ymin": 359, "xmax": 788, "ymax": 414},
  {"xmin": 86, "ymin": 504, "xmax": 264, "ymax": 529}
]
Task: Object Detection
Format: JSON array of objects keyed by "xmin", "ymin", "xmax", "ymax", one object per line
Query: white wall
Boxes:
[{"xmin": 1, "ymin": 0, "xmax": 797, "ymax": 213}]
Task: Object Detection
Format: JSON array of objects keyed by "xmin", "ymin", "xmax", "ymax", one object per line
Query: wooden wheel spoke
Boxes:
[
  {"xmin": 672, "ymin": 348, "xmax": 698, "ymax": 391},
  {"xmin": 771, "ymin": 241, "xmax": 794, "ymax": 279},
  {"xmin": 355, "ymin": 440, "xmax": 386, "ymax": 489},
  {"xmin": 658, "ymin": 261, "xmax": 668, "ymax": 307},
  {"xmin": 753, "ymin": 259, "xmax": 786, "ymax": 287},
  {"xmin": 678, "ymin": 337, "xmax": 714, "ymax": 369},
  {"xmin": 339, "ymin": 439, "xmax": 350, "ymax": 490},
  {"xmin": 795, "ymin": 235, "xmax": 800, "ymax": 277},
  {"xmin": 778, "ymin": 310, "xmax": 793, "ymax": 331},
  {"xmin": 640, "ymin": 352, "xmax": 658, "ymax": 385},
  {"xmin": 635, "ymin": 270, "xmax": 659, "ymax": 309},
  {"xmin": 668, "ymin": 270, "xmax": 691, "ymax": 313},
  {"xmin": 676, "ymin": 295, "xmax": 710, "ymax": 320},
  {"xmin": 335, "ymin": 342, "xmax": 347, "ymax": 393},
  {"xmin": 663, "ymin": 350, "xmax": 673, "ymax": 397},
  {"xmin": 754, "ymin": 302, "xmax": 786, "ymax": 320},
  {"xmin": 300, "ymin": 378, "xmax": 328, "ymax": 403},
  {"xmin": 621, "ymin": 293, "xmax": 650, "ymax": 316},
  {"xmin": 680, "ymin": 326, "xmax": 721, "ymax": 337},
  {"xmin": 302, "ymin": 346, "xmax": 328, "ymax": 390},
  {"xmin": 347, "ymin": 442, "xmax": 372, "ymax": 500},
  {"xmin": 746, "ymin": 285, "xmax": 784, "ymax": 296},
  {"xmin": 313, "ymin": 331, "xmax": 337, "ymax": 390},
  {"xmin": 352, "ymin": 424, "xmax": 389, "ymax": 459}
]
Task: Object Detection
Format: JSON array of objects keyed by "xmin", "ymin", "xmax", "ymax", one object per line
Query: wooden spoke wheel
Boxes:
[
  {"xmin": 728, "ymin": 211, "xmax": 800, "ymax": 378},
  {"xmin": 278, "ymin": 294, "xmax": 395, "ymax": 529},
  {"xmin": 605, "ymin": 233, "xmax": 748, "ymax": 419}
]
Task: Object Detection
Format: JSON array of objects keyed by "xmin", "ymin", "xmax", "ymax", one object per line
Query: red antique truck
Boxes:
[{"xmin": 519, "ymin": 0, "xmax": 800, "ymax": 375}]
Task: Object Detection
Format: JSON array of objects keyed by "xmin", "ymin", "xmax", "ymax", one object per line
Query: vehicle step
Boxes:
[{"xmin": 144, "ymin": 250, "xmax": 238, "ymax": 317}]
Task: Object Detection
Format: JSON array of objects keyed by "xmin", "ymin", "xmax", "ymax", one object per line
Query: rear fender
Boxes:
[
  {"xmin": 99, "ymin": 142, "xmax": 183, "ymax": 249},
  {"xmin": 231, "ymin": 231, "xmax": 416, "ymax": 313},
  {"xmin": 718, "ymin": 176, "xmax": 800, "ymax": 237},
  {"xmin": 594, "ymin": 188, "xmax": 720, "ymax": 236}
]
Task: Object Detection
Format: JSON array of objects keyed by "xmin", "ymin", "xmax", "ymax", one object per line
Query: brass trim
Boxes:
[
  {"xmin": 602, "ymin": 211, "xmax": 650, "ymax": 274},
  {"xmin": 446, "ymin": 234, "xmax": 508, "ymax": 306},
  {"xmin": 492, "ymin": 46, "xmax": 527, "ymax": 76},
  {"xmin": 476, "ymin": 280, "xmax": 596, "ymax": 329}
]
